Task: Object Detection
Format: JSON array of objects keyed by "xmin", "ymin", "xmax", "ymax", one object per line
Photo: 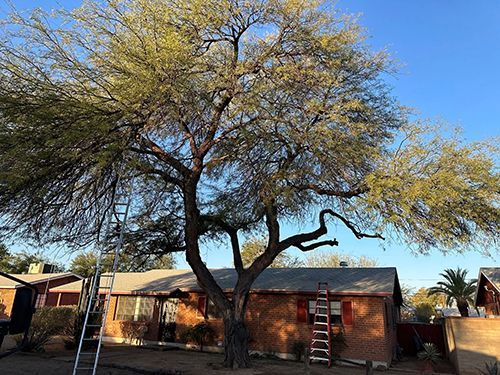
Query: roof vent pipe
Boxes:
[{"xmin": 339, "ymin": 261, "xmax": 348, "ymax": 268}]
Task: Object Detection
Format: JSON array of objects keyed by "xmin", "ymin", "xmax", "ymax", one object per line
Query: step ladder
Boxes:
[
  {"xmin": 73, "ymin": 184, "xmax": 132, "ymax": 375},
  {"xmin": 309, "ymin": 282, "xmax": 332, "ymax": 367}
]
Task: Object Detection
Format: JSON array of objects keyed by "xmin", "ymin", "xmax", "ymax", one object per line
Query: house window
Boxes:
[
  {"xmin": 115, "ymin": 296, "xmax": 155, "ymax": 321},
  {"xmin": 308, "ymin": 300, "xmax": 342, "ymax": 325},
  {"xmin": 206, "ymin": 299, "xmax": 223, "ymax": 319}
]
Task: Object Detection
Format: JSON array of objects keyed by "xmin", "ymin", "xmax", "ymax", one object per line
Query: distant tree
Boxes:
[
  {"xmin": 411, "ymin": 287, "xmax": 446, "ymax": 308},
  {"xmin": 0, "ymin": 245, "xmax": 64, "ymax": 274},
  {"xmin": 69, "ymin": 250, "xmax": 175, "ymax": 278},
  {"xmin": 304, "ymin": 251, "xmax": 379, "ymax": 268},
  {"xmin": 414, "ymin": 302, "xmax": 436, "ymax": 323},
  {"xmin": 428, "ymin": 268, "xmax": 477, "ymax": 317},
  {"xmin": 240, "ymin": 237, "xmax": 303, "ymax": 268}
]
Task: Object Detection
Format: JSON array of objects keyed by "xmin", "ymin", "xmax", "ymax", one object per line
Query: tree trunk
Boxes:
[
  {"xmin": 457, "ymin": 301, "xmax": 469, "ymax": 317},
  {"xmin": 223, "ymin": 314, "xmax": 251, "ymax": 368}
]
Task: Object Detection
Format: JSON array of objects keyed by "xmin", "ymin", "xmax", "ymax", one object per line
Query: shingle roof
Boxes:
[
  {"xmin": 0, "ymin": 272, "xmax": 81, "ymax": 289},
  {"xmin": 480, "ymin": 267, "xmax": 500, "ymax": 289},
  {"xmin": 51, "ymin": 267, "xmax": 399, "ymax": 297}
]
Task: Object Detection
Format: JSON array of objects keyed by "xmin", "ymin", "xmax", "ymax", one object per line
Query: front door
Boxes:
[{"xmin": 159, "ymin": 298, "xmax": 179, "ymax": 342}]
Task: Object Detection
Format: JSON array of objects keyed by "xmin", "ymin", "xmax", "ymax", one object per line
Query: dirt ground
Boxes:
[{"xmin": 0, "ymin": 343, "xmax": 455, "ymax": 375}]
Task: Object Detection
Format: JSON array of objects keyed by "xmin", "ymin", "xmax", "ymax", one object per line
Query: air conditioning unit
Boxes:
[{"xmin": 27, "ymin": 263, "xmax": 55, "ymax": 274}]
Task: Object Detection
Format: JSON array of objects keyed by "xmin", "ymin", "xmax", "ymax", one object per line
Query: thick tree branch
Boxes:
[
  {"xmin": 293, "ymin": 239, "xmax": 339, "ymax": 252},
  {"xmin": 280, "ymin": 208, "xmax": 384, "ymax": 252},
  {"xmin": 200, "ymin": 214, "xmax": 244, "ymax": 275},
  {"xmin": 135, "ymin": 134, "xmax": 191, "ymax": 177}
]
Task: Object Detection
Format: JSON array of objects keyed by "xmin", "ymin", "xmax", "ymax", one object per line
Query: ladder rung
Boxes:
[
  {"xmin": 76, "ymin": 368, "xmax": 94, "ymax": 370},
  {"xmin": 86, "ymin": 324, "xmax": 102, "ymax": 328},
  {"xmin": 313, "ymin": 330, "xmax": 328, "ymax": 334},
  {"xmin": 310, "ymin": 356, "xmax": 329, "ymax": 361},
  {"xmin": 83, "ymin": 338, "xmax": 98, "ymax": 341},
  {"xmin": 89, "ymin": 311, "xmax": 105, "ymax": 314},
  {"xmin": 315, "ymin": 313, "xmax": 328, "ymax": 317},
  {"xmin": 312, "ymin": 339, "xmax": 329, "ymax": 343},
  {"xmin": 317, "ymin": 297, "xmax": 327, "ymax": 300},
  {"xmin": 311, "ymin": 348, "xmax": 329, "ymax": 353},
  {"xmin": 314, "ymin": 322, "xmax": 328, "ymax": 325}
]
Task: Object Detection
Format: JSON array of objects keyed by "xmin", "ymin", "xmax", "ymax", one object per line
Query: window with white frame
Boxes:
[
  {"xmin": 308, "ymin": 300, "xmax": 342, "ymax": 325},
  {"xmin": 115, "ymin": 296, "xmax": 155, "ymax": 321}
]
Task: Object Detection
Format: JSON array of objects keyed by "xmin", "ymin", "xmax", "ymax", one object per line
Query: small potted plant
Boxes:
[{"xmin": 417, "ymin": 343, "xmax": 441, "ymax": 374}]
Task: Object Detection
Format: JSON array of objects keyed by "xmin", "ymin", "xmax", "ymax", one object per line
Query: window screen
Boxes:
[
  {"xmin": 116, "ymin": 296, "xmax": 154, "ymax": 321},
  {"xmin": 308, "ymin": 300, "xmax": 342, "ymax": 325}
]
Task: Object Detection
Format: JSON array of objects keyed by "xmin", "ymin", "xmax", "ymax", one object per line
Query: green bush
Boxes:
[
  {"xmin": 415, "ymin": 303, "xmax": 436, "ymax": 323},
  {"xmin": 180, "ymin": 322, "xmax": 214, "ymax": 351},
  {"xmin": 16, "ymin": 306, "xmax": 76, "ymax": 352},
  {"xmin": 292, "ymin": 341, "xmax": 306, "ymax": 361}
]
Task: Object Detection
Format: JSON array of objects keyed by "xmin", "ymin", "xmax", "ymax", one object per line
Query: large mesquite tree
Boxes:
[{"xmin": 0, "ymin": 0, "xmax": 498, "ymax": 367}]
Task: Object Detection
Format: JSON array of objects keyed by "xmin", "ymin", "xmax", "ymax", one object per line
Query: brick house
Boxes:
[
  {"xmin": 49, "ymin": 267, "xmax": 402, "ymax": 367},
  {"xmin": 0, "ymin": 272, "xmax": 82, "ymax": 319},
  {"xmin": 475, "ymin": 267, "xmax": 500, "ymax": 316}
]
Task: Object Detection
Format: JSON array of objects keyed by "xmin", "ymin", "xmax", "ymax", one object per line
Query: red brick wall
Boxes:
[
  {"xmin": 58, "ymin": 289, "xmax": 398, "ymax": 364},
  {"xmin": 174, "ymin": 292, "xmax": 396, "ymax": 364}
]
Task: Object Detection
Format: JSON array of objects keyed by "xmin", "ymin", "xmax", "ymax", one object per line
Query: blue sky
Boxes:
[{"xmin": 3, "ymin": 1, "xmax": 499, "ymax": 289}]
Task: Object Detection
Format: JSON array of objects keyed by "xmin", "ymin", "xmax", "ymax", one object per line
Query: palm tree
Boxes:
[{"xmin": 428, "ymin": 268, "xmax": 477, "ymax": 317}]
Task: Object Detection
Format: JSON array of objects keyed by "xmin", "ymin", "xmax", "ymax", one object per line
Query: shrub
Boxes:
[
  {"xmin": 180, "ymin": 322, "xmax": 214, "ymax": 351},
  {"xmin": 292, "ymin": 341, "xmax": 306, "ymax": 361},
  {"xmin": 331, "ymin": 328, "xmax": 348, "ymax": 357},
  {"xmin": 120, "ymin": 321, "xmax": 149, "ymax": 345},
  {"xmin": 417, "ymin": 343, "xmax": 441, "ymax": 364},
  {"xmin": 415, "ymin": 303, "xmax": 436, "ymax": 323},
  {"xmin": 16, "ymin": 306, "xmax": 76, "ymax": 352}
]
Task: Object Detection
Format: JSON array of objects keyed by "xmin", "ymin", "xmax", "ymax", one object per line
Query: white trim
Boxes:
[{"xmin": 101, "ymin": 336, "xmax": 389, "ymax": 368}]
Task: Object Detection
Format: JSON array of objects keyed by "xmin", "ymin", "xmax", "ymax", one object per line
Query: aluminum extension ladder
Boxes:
[
  {"xmin": 309, "ymin": 282, "xmax": 332, "ymax": 367},
  {"xmin": 72, "ymin": 185, "xmax": 132, "ymax": 375}
]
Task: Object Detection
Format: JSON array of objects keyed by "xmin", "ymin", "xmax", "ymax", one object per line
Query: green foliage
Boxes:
[
  {"xmin": 181, "ymin": 322, "xmax": 214, "ymax": 351},
  {"xmin": 240, "ymin": 237, "xmax": 302, "ymax": 268},
  {"xmin": 0, "ymin": 244, "xmax": 64, "ymax": 274},
  {"xmin": 479, "ymin": 361, "xmax": 499, "ymax": 375},
  {"xmin": 364, "ymin": 124, "xmax": 499, "ymax": 255},
  {"xmin": 16, "ymin": 306, "xmax": 76, "ymax": 352},
  {"xmin": 304, "ymin": 251, "xmax": 378, "ymax": 268},
  {"xmin": 69, "ymin": 250, "xmax": 175, "ymax": 278},
  {"xmin": 417, "ymin": 343, "xmax": 441, "ymax": 364},
  {"xmin": 415, "ymin": 303, "xmax": 436, "ymax": 323},
  {"xmin": 428, "ymin": 268, "xmax": 477, "ymax": 317},
  {"xmin": 331, "ymin": 328, "xmax": 348, "ymax": 357},
  {"xmin": 291, "ymin": 341, "xmax": 306, "ymax": 361}
]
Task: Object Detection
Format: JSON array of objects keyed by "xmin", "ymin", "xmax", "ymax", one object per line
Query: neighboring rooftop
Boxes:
[
  {"xmin": 51, "ymin": 268, "xmax": 401, "ymax": 300},
  {"xmin": 480, "ymin": 267, "xmax": 500, "ymax": 288},
  {"xmin": 0, "ymin": 272, "xmax": 82, "ymax": 289}
]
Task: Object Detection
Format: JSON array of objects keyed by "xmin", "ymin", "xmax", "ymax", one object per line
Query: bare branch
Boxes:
[
  {"xmin": 291, "ymin": 183, "xmax": 368, "ymax": 198},
  {"xmin": 293, "ymin": 239, "xmax": 339, "ymax": 252}
]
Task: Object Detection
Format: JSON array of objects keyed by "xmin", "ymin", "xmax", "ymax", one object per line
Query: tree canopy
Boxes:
[
  {"xmin": 0, "ymin": 0, "xmax": 497, "ymax": 367},
  {"xmin": 69, "ymin": 250, "xmax": 175, "ymax": 278}
]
